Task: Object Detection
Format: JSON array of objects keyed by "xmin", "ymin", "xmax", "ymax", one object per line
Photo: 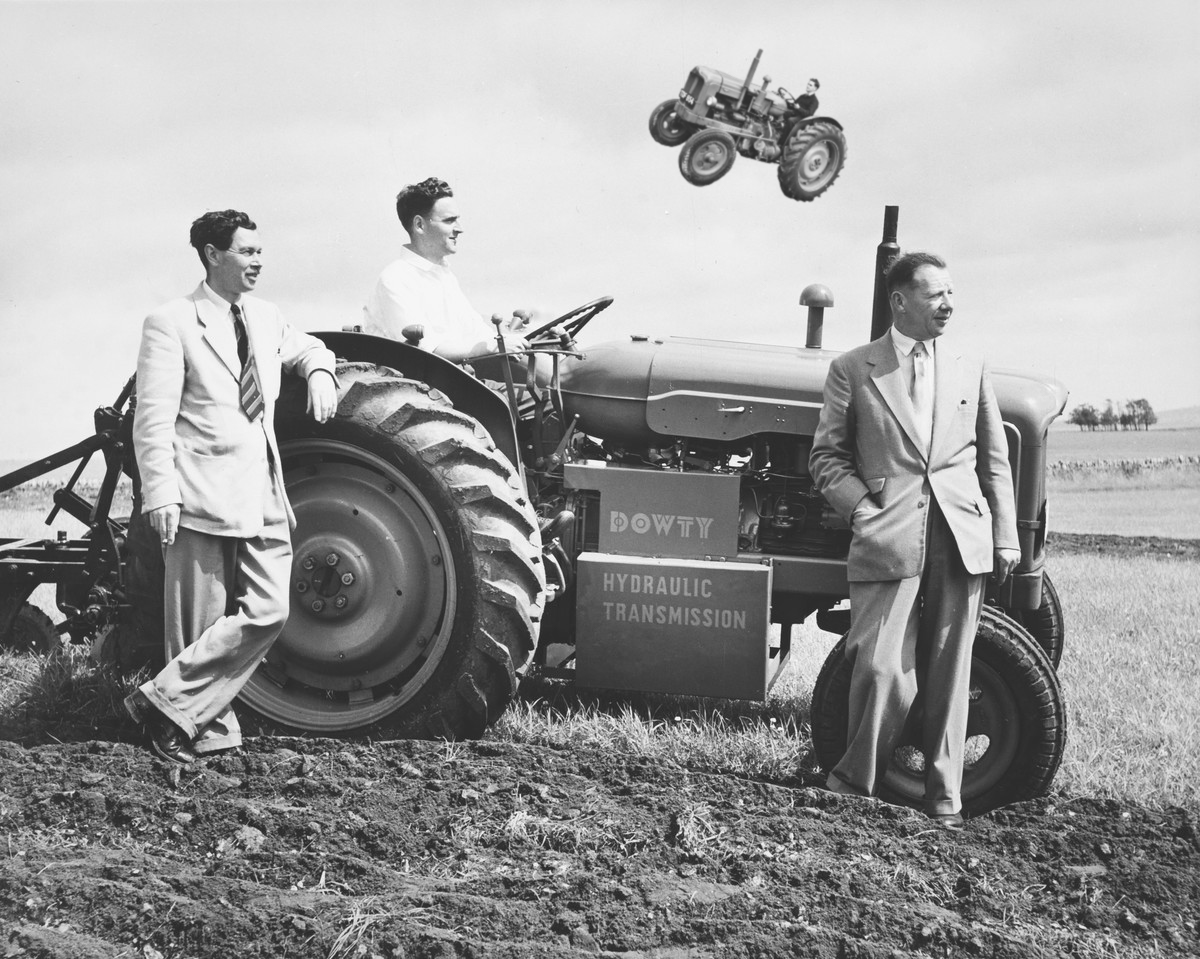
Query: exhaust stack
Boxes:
[{"xmin": 870, "ymin": 205, "xmax": 900, "ymax": 341}]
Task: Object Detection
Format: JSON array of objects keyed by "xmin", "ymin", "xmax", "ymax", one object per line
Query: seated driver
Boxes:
[
  {"xmin": 363, "ymin": 177, "xmax": 531, "ymax": 372},
  {"xmin": 793, "ymin": 78, "xmax": 820, "ymax": 119}
]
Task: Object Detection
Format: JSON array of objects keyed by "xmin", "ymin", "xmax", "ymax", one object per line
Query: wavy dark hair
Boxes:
[
  {"xmin": 189, "ymin": 210, "xmax": 256, "ymax": 266},
  {"xmin": 885, "ymin": 251, "xmax": 947, "ymax": 294},
  {"xmin": 395, "ymin": 177, "xmax": 453, "ymax": 235}
]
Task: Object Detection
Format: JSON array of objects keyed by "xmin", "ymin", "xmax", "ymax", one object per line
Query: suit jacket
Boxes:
[
  {"xmin": 809, "ymin": 333, "xmax": 1018, "ymax": 582},
  {"xmin": 133, "ymin": 283, "xmax": 337, "ymax": 537}
]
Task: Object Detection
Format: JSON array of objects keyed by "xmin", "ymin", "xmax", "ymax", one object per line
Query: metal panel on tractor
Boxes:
[
  {"xmin": 575, "ymin": 553, "xmax": 775, "ymax": 701},
  {"xmin": 565, "ymin": 462, "xmax": 739, "ymax": 559}
]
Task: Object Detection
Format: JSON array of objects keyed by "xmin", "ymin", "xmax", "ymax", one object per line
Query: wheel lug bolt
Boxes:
[
  {"xmin": 326, "ymin": 552, "xmax": 340, "ymax": 566},
  {"xmin": 334, "ymin": 596, "xmax": 348, "ymax": 609},
  {"xmin": 302, "ymin": 557, "xmax": 317, "ymax": 570},
  {"xmin": 296, "ymin": 581, "xmax": 308, "ymax": 593},
  {"xmin": 341, "ymin": 572, "xmax": 355, "ymax": 586},
  {"xmin": 311, "ymin": 599, "xmax": 325, "ymax": 612},
  {"xmin": 431, "ymin": 555, "xmax": 442, "ymax": 566}
]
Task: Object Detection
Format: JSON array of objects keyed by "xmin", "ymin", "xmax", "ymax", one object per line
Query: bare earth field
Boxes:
[{"xmin": 3, "ymin": 468, "xmax": 1200, "ymax": 956}]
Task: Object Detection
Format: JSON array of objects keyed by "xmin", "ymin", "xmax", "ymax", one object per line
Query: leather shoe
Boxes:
[
  {"xmin": 929, "ymin": 812, "xmax": 964, "ymax": 830},
  {"xmin": 148, "ymin": 718, "xmax": 198, "ymax": 765}
]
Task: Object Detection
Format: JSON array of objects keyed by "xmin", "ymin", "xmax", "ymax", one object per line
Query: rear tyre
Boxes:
[
  {"xmin": 0, "ymin": 599, "xmax": 59, "ymax": 654},
  {"xmin": 679, "ymin": 130, "xmax": 737, "ymax": 186},
  {"xmin": 778, "ymin": 120, "xmax": 846, "ymax": 201},
  {"xmin": 241, "ymin": 362, "xmax": 546, "ymax": 738},
  {"xmin": 649, "ymin": 99, "xmax": 694, "ymax": 147},
  {"xmin": 810, "ymin": 607, "xmax": 1066, "ymax": 817}
]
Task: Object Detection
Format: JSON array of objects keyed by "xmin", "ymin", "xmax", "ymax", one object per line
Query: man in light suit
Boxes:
[
  {"xmin": 125, "ymin": 210, "xmax": 338, "ymax": 763},
  {"xmin": 809, "ymin": 251, "xmax": 1020, "ymax": 827}
]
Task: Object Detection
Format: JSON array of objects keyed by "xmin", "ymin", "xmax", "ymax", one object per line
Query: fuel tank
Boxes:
[
  {"xmin": 558, "ymin": 335, "xmax": 1068, "ymax": 452},
  {"xmin": 559, "ymin": 336, "xmax": 835, "ymax": 446}
]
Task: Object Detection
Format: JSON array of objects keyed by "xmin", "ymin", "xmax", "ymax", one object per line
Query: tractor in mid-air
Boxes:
[{"xmin": 650, "ymin": 49, "xmax": 847, "ymax": 201}]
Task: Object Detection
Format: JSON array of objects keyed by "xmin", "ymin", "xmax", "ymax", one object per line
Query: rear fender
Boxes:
[
  {"xmin": 792, "ymin": 115, "xmax": 843, "ymax": 131},
  {"xmin": 311, "ymin": 331, "xmax": 522, "ymax": 471}
]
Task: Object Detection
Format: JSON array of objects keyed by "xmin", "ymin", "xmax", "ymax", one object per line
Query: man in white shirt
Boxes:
[{"xmin": 363, "ymin": 177, "xmax": 529, "ymax": 364}]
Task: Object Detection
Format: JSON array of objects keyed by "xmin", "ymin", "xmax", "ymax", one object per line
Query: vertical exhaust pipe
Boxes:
[{"xmin": 870, "ymin": 205, "xmax": 900, "ymax": 341}]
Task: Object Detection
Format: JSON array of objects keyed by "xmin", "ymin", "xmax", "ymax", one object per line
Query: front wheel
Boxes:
[
  {"xmin": 997, "ymin": 570, "xmax": 1064, "ymax": 668},
  {"xmin": 778, "ymin": 121, "xmax": 846, "ymax": 201},
  {"xmin": 648, "ymin": 99, "xmax": 694, "ymax": 147},
  {"xmin": 240, "ymin": 363, "xmax": 546, "ymax": 738},
  {"xmin": 679, "ymin": 130, "xmax": 737, "ymax": 186},
  {"xmin": 810, "ymin": 607, "xmax": 1066, "ymax": 817}
]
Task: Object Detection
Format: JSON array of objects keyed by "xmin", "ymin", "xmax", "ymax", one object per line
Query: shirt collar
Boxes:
[
  {"xmin": 890, "ymin": 325, "xmax": 935, "ymax": 357},
  {"xmin": 398, "ymin": 245, "xmax": 446, "ymax": 273},
  {"xmin": 201, "ymin": 281, "xmax": 236, "ymax": 314}
]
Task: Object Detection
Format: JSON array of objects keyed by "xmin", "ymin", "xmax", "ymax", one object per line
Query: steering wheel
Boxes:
[
  {"xmin": 524, "ymin": 296, "xmax": 614, "ymax": 342},
  {"xmin": 777, "ymin": 85, "xmax": 796, "ymax": 106}
]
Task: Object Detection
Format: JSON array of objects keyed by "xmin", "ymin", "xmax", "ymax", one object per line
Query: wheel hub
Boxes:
[{"xmin": 256, "ymin": 444, "xmax": 455, "ymax": 702}]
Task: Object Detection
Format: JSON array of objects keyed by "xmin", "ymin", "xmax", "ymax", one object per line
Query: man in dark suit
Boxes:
[
  {"xmin": 125, "ymin": 210, "xmax": 338, "ymax": 763},
  {"xmin": 809, "ymin": 251, "xmax": 1020, "ymax": 827}
]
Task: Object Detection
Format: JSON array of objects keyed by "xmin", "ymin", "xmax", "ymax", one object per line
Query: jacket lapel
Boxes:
[
  {"xmin": 194, "ymin": 284, "xmax": 242, "ymax": 381},
  {"xmin": 867, "ymin": 336, "xmax": 927, "ymax": 460}
]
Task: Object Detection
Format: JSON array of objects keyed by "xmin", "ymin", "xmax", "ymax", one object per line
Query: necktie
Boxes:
[
  {"xmin": 231, "ymin": 303, "xmax": 264, "ymax": 421},
  {"xmin": 911, "ymin": 341, "xmax": 933, "ymax": 454}
]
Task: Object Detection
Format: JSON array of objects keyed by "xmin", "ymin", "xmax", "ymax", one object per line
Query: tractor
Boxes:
[
  {"xmin": 0, "ymin": 207, "xmax": 1067, "ymax": 817},
  {"xmin": 649, "ymin": 49, "xmax": 847, "ymax": 201}
]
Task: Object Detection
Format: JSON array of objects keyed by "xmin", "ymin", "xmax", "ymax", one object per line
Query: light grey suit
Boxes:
[
  {"xmin": 810, "ymin": 332, "xmax": 1018, "ymax": 814},
  {"xmin": 132, "ymin": 283, "xmax": 336, "ymax": 752}
]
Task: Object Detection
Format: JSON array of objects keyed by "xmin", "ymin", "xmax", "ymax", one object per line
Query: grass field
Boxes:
[
  {"xmin": 1048, "ymin": 424, "xmax": 1200, "ymax": 461},
  {"xmin": 1048, "ymin": 458, "xmax": 1200, "ymax": 538}
]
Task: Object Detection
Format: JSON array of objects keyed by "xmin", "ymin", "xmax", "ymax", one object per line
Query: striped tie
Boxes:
[{"xmin": 231, "ymin": 303, "xmax": 264, "ymax": 421}]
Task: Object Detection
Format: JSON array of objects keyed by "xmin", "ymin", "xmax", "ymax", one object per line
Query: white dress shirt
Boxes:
[{"xmin": 363, "ymin": 246, "xmax": 490, "ymax": 357}]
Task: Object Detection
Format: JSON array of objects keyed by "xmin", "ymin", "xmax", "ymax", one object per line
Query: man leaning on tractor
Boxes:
[{"xmin": 808, "ymin": 251, "xmax": 1020, "ymax": 829}]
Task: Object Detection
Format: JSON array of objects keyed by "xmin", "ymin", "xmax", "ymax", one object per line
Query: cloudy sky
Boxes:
[{"xmin": 1, "ymin": 0, "xmax": 1196, "ymax": 461}]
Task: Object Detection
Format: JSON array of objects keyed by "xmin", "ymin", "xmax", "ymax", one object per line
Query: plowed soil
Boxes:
[{"xmin": 1, "ymin": 532, "xmax": 1197, "ymax": 958}]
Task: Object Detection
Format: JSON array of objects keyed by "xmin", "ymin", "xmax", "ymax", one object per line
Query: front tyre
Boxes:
[
  {"xmin": 243, "ymin": 362, "xmax": 546, "ymax": 738},
  {"xmin": 778, "ymin": 121, "xmax": 846, "ymax": 201},
  {"xmin": 679, "ymin": 130, "xmax": 737, "ymax": 186},
  {"xmin": 648, "ymin": 99, "xmax": 694, "ymax": 147},
  {"xmin": 998, "ymin": 570, "xmax": 1064, "ymax": 668},
  {"xmin": 810, "ymin": 607, "xmax": 1066, "ymax": 817}
]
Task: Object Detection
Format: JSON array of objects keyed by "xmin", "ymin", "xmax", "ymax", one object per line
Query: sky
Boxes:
[{"xmin": 1, "ymin": 0, "xmax": 1197, "ymax": 462}]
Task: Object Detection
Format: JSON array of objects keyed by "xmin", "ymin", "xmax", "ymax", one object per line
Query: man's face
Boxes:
[
  {"xmin": 207, "ymin": 227, "xmax": 262, "ymax": 299},
  {"xmin": 893, "ymin": 265, "xmax": 954, "ymax": 341},
  {"xmin": 419, "ymin": 197, "xmax": 462, "ymax": 260},
  {"xmin": 806, "ymin": 80, "xmax": 817, "ymax": 95}
]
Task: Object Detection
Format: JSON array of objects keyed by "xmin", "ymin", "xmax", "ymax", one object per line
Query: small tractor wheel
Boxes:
[
  {"xmin": 648, "ymin": 99, "xmax": 694, "ymax": 147},
  {"xmin": 679, "ymin": 130, "xmax": 737, "ymax": 186},
  {"xmin": 810, "ymin": 607, "xmax": 1066, "ymax": 817},
  {"xmin": 778, "ymin": 120, "xmax": 846, "ymax": 201},
  {"xmin": 999, "ymin": 570, "xmax": 1064, "ymax": 668},
  {"xmin": 240, "ymin": 362, "xmax": 546, "ymax": 738},
  {"xmin": 0, "ymin": 599, "xmax": 59, "ymax": 654}
]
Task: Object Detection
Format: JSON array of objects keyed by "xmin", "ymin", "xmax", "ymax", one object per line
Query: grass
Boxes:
[
  {"xmin": 1048, "ymin": 457, "xmax": 1200, "ymax": 538},
  {"xmin": 1051, "ymin": 553, "xmax": 1200, "ymax": 807},
  {"xmin": 1048, "ymin": 424, "xmax": 1200, "ymax": 461}
]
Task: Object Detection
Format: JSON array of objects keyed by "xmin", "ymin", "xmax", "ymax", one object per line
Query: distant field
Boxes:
[{"xmin": 1047, "ymin": 425, "xmax": 1200, "ymax": 461}]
